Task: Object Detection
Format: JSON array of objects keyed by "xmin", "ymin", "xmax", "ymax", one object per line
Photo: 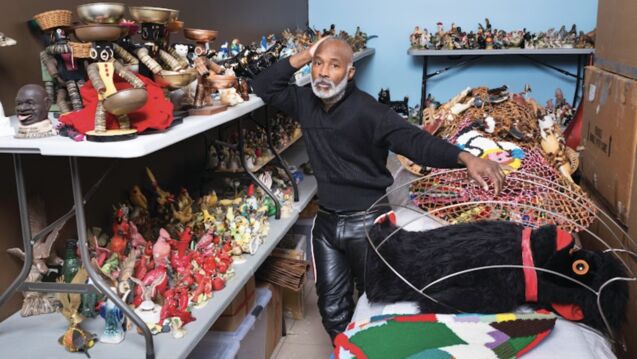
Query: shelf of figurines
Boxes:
[
  {"xmin": 0, "ymin": 95, "xmax": 265, "ymax": 158},
  {"xmin": 408, "ymin": 47, "xmax": 594, "ymax": 56},
  {"xmin": 214, "ymin": 133, "xmax": 303, "ymax": 175},
  {"xmin": 0, "ymin": 140, "xmax": 317, "ymax": 359},
  {"xmin": 294, "ymin": 47, "xmax": 376, "ymax": 86}
]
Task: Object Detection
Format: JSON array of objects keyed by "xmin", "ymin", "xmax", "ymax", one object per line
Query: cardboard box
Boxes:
[
  {"xmin": 282, "ymin": 285, "xmax": 305, "ymax": 320},
  {"xmin": 595, "ymin": 0, "xmax": 637, "ymax": 80},
  {"xmin": 257, "ymin": 281, "xmax": 283, "ymax": 359},
  {"xmin": 580, "ymin": 66, "xmax": 637, "ymax": 225},
  {"xmin": 213, "ymin": 276, "xmax": 256, "ymax": 332}
]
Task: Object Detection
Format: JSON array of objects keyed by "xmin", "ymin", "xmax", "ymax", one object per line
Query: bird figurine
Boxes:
[
  {"xmin": 130, "ymin": 185, "xmax": 148, "ymax": 211},
  {"xmin": 153, "ymin": 229, "xmax": 172, "ymax": 265}
]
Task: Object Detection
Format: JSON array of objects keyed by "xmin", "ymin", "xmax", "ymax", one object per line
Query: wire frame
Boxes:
[{"xmin": 364, "ymin": 172, "xmax": 637, "ymax": 346}]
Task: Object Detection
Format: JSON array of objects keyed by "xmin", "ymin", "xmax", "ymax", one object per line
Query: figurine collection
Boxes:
[
  {"xmin": 14, "ymin": 5, "xmax": 374, "ymax": 143},
  {"xmin": 6, "ymin": 160, "xmax": 299, "ymax": 353},
  {"xmin": 210, "ymin": 113, "xmax": 302, "ymax": 173},
  {"xmin": 410, "ymin": 19, "xmax": 595, "ymax": 50}
]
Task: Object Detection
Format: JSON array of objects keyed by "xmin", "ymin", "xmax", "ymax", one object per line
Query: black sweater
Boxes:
[{"xmin": 252, "ymin": 58, "xmax": 462, "ymax": 211}]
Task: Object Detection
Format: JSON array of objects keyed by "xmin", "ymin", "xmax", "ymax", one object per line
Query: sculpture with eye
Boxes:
[{"xmin": 365, "ymin": 212, "xmax": 631, "ymax": 339}]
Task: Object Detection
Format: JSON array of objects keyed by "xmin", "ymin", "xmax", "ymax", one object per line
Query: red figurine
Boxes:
[{"xmin": 153, "ymin": 228, "xmax": 172, "ymax": 265}]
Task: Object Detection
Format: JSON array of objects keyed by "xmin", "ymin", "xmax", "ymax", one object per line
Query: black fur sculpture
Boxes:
[{"xmin": 365, "ymin": 212, "xmax": 629, "ymax": 336}]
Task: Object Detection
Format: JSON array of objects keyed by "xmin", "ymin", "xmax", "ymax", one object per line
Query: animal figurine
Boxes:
[
  {"xmin": 7, "ymin": 200, "xmax": 66, "ymax": 317},
  {"xmin": 378, "ymin": 89, "xmax": 409, "ymax": 118},
  {"xmin": 365, "ymin": 213, "xmax": 629, "ymax": 337},
  {"xmin": 57, "ymin": 268, "xmax": 97, "ymax": 356}
]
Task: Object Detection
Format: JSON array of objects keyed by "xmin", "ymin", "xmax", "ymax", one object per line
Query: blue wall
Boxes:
[{"xmin": 309, "ymin": 0, "xmax": 597, "ymax": 107}]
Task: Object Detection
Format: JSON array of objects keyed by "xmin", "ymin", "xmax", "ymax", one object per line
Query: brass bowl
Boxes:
[
  {"xmin": 103, "ymin": 88, "xmax": 148, "ymax": 115},
  {"xmin": 169, "ymin": 9, "xmax": 179, "ymax": 22},
  {"xmin": 166, "ymin": 20, "xmax": 184, "ymax": 33},
  {"xmin": 154, "ymin": 69, "xmax": 197, "ymax": 90},
  {"xmin": 73, "ymin": 24, "xmax": 126, "ymax": 42},
  {"xmin": 77, "ymin": 3, "xmax": 125, "ymax": 24},
  {"xmin": 129, "ymin": 6, "xmax": 175, "ymax": 24},
  {"xmin": 184, "ymin": 28, "xmax": 218, "ymax": 42},
  {"xmin": 209, "ymin": 74, "xmax": 237, "ymax": 89}
]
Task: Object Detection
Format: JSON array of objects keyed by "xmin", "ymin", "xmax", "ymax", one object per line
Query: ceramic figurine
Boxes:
[
  {"xmin": 130, "ymin": 274, "xmax": 165, "ymax": 334},
  {"xmin": 99, "ymin": 287, "xmax": 130, "ymax": 344},
  {"xmin": 219, "ymin": 87, "xmax": 244, "ymax": 106},
  {"xmin": 172, "ymin": 188, "xmax": 194, "ymax": 225},
  {"xmin": 230, "ymin": 39, "xmax": 243, "ymax": 57},
  {"xmin": 14, "ymin": 84, "xmax": 56, "ymax": 139},
  {"xmin": 410, "ymin": 26, "xmax": 423, "ymax": 48},
  {"xmin": 6, "ymin": 211, "xmax": 65, "ymax": 317},
  {"xmin": 153, "ymin": 229, "xmax": 172, "ymax": 266}
]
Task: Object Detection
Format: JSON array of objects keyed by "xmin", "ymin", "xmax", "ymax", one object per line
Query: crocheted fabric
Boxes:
[{"xmin": 332, "ymin": 311, "xmax": 556, "ymax": 359}]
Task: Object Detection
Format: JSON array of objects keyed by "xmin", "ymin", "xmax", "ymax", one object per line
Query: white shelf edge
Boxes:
[
  {"xmin": 407, "ymin": 47, "xmax": 595, "ymax": 56},
  {"xmin": 0, "ymin": 96, "xmax": 265, "ymax": 159}
]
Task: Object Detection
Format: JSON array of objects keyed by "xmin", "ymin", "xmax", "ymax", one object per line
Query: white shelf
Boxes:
[
  {"xmin": 294, "ymin": 47, "xmax": 376, "ymax": 87},
  {"xmin": 0, "ymin": 145, "xmax": 318, "ymax": 359},
  {"xmin": 0, "ymin": 95, "xmax": 265, "ymax": 159},
  {"xmin": 407, "ymin": 48, "xmax": 594, "ymax": 56}
]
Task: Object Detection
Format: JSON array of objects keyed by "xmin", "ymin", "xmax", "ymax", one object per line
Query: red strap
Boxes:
[{"xmin": 522, "ymin": 228, "xmax": 538, "ymax": 302}]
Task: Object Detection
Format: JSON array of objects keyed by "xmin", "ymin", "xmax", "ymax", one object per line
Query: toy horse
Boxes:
[{"xmin": 365, "ymin": 212, "xmax": 629, "ymax": 336}]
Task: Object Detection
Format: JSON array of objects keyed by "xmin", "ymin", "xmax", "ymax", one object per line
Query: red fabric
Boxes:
[
  {"xmin": 394, "ymin": 313, "xmax": 437, "ymax": 323},
  {"xmin": 551, "ymin": 303, "xmax": 584, "ymax": 321},
  {"xmin": 334, "ymin": 333, "xmax": 368, "ymax": 359},
  {"xmin": 555, "ymin": 228, "xmax": 574, "ymax": 252},
  {"xmin": 60, "ymin": 74, "xmax": 174, "ymax": 134},
  {"xmin": 522, "ymin": 228, "xmax": 538, "ymax": 303},
  {"xmin": 563, "ymin": 101, "xmax": 583, "ymax": 149}
]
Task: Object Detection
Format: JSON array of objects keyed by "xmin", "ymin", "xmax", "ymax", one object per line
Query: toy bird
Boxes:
[
  {"xmin": 130, "ymin": 185, "xmax": 148, "ymax": 210},
  {"xmin": 146, "ymin": 167, "xmax": 174, "ymax": 206}
]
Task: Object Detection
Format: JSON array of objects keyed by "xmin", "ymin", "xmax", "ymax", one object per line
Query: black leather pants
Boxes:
[{"xmin": 311, "ymin": 205, "xmax": 389, "ymax": 341}]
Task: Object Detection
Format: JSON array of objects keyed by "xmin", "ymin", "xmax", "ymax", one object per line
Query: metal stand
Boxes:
[
  {"xmin": 417, "ymin": 52, "xmax": 593, "ymax": 116},
  {"xmin": 0, "ymin": 155, "xmax": 156, "ymax": 359}
]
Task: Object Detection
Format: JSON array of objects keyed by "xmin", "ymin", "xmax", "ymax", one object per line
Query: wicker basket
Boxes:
[
  {"xmin": 69, "ymin": 41, "xmax": 91, "ymax": 59},
  {"xmin": 33, "ymin": 10, "xmax": 72, "ymax": 31}
]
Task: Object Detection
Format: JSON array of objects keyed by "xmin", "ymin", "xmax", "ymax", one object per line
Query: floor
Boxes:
[{"xmin": 272, "ymin": 277, "xmax": 334, "ymax": 359}]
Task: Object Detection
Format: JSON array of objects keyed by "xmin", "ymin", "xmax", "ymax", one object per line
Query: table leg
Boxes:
[
  {"xmin": 0, "ymin": 155, "xmax": 34, "ymax": 310},
  {"xmin": 419, "ymin": 56, "xmax": 429, "ymax": 119},
  {"xmin": 68, "ymin": 157, "xmax": 156, "ymax": 359},
  {"xmin": 573, "ymin": 54, "xmax": 584, "ymax": 107}
]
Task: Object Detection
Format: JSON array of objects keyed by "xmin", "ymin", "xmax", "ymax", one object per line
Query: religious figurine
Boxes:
[
  {"xmin": 14, "ymin": 84, "xmax": 56, "ymax": 139},
  {"xmin": 6, "ymin": 205, "xmax": 65, "ymax": 317}
]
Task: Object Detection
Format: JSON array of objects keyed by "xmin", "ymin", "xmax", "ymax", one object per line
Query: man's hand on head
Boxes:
[
  {"xmin": 458, "ymin": 151, "xmax": 511, "ymax": 196},
  {"xmin": 289, "ymin": 36, "xmax": 332, "ymax": 69}
]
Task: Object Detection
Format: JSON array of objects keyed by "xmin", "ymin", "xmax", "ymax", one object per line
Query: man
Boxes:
[{"xmin": 252, "ymin": 37, "xmax": 506, "ymax": 340}]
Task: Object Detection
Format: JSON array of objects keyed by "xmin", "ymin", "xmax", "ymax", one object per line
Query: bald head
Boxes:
[
  {"xmin": 314, "ymin": 38, "xmax": 354, "ymax": 66},
  {"xmin": 15, "ymin": 84, "xmax": 51, "ymax": 126}
]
